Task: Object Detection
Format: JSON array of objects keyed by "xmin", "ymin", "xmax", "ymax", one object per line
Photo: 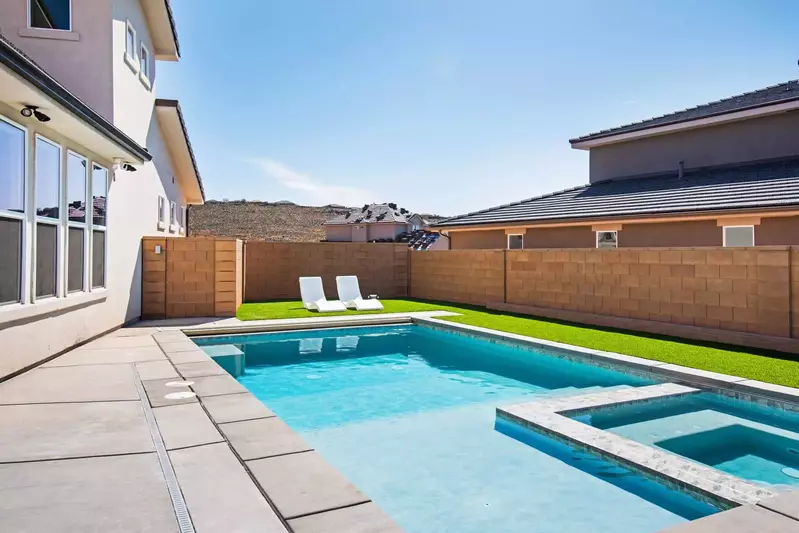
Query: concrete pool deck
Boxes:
[{"xmin": 2, "ymin": 311, "xmax": 799, "ymax": 532}]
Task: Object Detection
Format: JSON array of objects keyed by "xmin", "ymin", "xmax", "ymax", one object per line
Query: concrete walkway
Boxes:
[{"xmin": 0, "ymin": 322, "xmax": 403, "ymax": 533}]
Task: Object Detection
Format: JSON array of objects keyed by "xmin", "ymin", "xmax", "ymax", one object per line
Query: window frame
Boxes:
[
  {"xmin": 0, "ymin": 115, "xmax": 29, "ymax": 307},
  {"xmin": 65, "ymin": 150, "xmax": 88, "ymax": 294},
  {"xmin": 124, "ymin": 20, "xmax": 138, "ymax": 73},
  {"xmin": 157, "ymin": 195, "xmax": 166, "ymax": 229},
  {"xmin": 28, "ymin": 0, "xmax": 73, "ymax": 32},
  {"xmin": 507, "ymin": 233, "xmax": 524, "ymax": 250},
  {"xmin": 90, "ymin": 163, "xmax": 109, "ymax": 290},
  {"xmin": 722, "ymin": 225, "xmax": 755, "ymax": 248},
  {"xmin": 139, "ymin": 42, "xmax": 151, "ymax": 88},
  {"xmin": 169, "ymin": 200, "xmax": 177, "ymax": 232},
  {"xmin": 596, "ymin": 230, "xmax": 618, "ymax": 249},
  {"xmin": 33, "ymin": 134, "xmax": 63, "ymax": 302}
]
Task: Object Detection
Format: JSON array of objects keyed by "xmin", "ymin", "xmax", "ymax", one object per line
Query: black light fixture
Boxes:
[
  {"xmin": 20, "ymin": 105, "xmax": 51, "ymax": 122},
  {"xmin": 122, "ymin": 163, "xmax": 137, "ymax": 172}
]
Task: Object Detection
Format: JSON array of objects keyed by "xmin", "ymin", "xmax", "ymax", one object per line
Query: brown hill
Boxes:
[{"xmin": 188, "ymin": 201, "xmax": 448, "ymax": 242}]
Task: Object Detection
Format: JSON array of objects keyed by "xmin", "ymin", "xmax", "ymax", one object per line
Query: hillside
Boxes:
[{"xmin": 189, "ymin": 201, "xmax": 447, "ymax": 242}]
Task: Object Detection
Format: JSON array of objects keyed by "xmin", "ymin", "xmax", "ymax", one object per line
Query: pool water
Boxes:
[
  {"xmin": 194, "ymin": 325, "xmax": 719, "ymax": 533},
  {"xmin": 574, "ymin": 392, "xmax": 799, "ymax": 489}
]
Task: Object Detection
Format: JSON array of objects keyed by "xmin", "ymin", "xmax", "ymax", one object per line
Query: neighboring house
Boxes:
[
  {"xmin": 324, "ymin": 203, "xmax": 449, "ymax": 249},
  {"xmin": 436, "ymin": 80, "xmax": 799, "ymax": 250},
  {"xmin": 0, "ymin": 0, "xmax": 203, "ymax": 376}
]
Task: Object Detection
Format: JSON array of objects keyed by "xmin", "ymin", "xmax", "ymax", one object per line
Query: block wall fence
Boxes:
[{"xmin": 141, "ymin": 238, "xmax": 799, "ymax": 352}]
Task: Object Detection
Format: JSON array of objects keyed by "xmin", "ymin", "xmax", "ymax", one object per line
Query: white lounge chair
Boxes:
[
  {"xmin": 299, "ymin": 277, "xmax": 347, "ymax": 312},
  {"xmin": 336, "ymin": 276, "xmax": 384, "ymax": 311}
]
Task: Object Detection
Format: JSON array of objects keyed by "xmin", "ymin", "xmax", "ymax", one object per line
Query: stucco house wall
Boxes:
[
  {"xmin": 589, "ymin": 111, "xmax": 799, "ymax": 183},
  {"xmin": 325, "ymin": 225, "xmax": 353, "ymax": 242},
  {"xmin": 368, "ymin": 223, "xmax": 408, "ymax": 241}
]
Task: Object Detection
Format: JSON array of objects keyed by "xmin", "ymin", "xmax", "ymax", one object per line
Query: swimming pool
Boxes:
[
  {"xmin": 194, "ymin": 324, "xmax": 719, "ymax": 532},
  {"xmin": 573, "ymin": 391, "xmax": 799, "ymax": 489}
]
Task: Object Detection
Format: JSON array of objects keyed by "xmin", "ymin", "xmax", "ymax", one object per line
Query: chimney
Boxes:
[{"xmin": 678, "ymin": 160, "xmax": 685, "ymax": 180}]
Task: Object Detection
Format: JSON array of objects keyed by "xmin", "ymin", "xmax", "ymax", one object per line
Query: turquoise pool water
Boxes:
[
  {"xmin": 574, "ymin": 392, "xmax": 799, "ymax": 489},
  {"xmin": 194, "ymin": 325, "xmax": 719, "ymax": 532}
]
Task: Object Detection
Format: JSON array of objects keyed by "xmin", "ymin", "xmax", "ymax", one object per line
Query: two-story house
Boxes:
[
  {"xmin": 0, "ymin": 0, "xmax": 204, "ymax": 377},
  {"xmin": 435, "ymin": 81, "xmax": 799, "ymax": 250}
]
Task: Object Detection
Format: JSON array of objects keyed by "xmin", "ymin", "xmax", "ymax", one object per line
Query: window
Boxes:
[
  {"xmin": 596, "ymin": 231, "xmax": 618, "ymax": 249},
  {"xmin": 507, "ymin": 234, "xmax": 524, "ymax": 250},
  {"xmin": 723, "ymin": 226, "xmax": 755, "ymax": 247},
  {"xmin": 29, "ymin": 0, "xmax": 71, "ymax": 31},
  {"xmin": 180, "ymin": 205, "xmax": 187, "ymax": 234},
  {"xmin": 139, "ymin": 43, "xmax": 150, "ymax": 83},
  {"xmin": 35, "ymin": 136, "xmax": 61, "ymax": 299},
  {"xmin": 170, "ymin": 200, "xmax": 177, "ymax": 230},
  {"xmin": 125, "ymin": 22, "xmax": 137, "ymax": 60},
  {"xmin": 157, "ymin": 196, "xmax": 166, "ymax": 229},
  {"xmin": 0, "ymin": 118, "xmax": 26, "ymax": 305},
  {"xmin": 91, "ymin": 164, "xmax": 108, "ymax": 288},
  {"xmin": 66, "ymin": 152, "xmax": 87, "ymax": 293}
]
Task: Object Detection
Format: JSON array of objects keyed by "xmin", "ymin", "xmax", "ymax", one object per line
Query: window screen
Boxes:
[
  {"xmin": 36, "ymin": 223, "xmax": 57, "ymax": 298},
  {"xmin": 0, "ymin": 218, "xmax": 22, "ymax": 304},
  {"xmin": 30, "ymin": 0, "xmax": 71, "ymax": 31},
  {"xmin": 507, "ymin": 234, "xmax": 523, "ymax": 250},
  {"xmin": 92, "ymin": 230, "xmax": 105, "ymax": 288},
  {"xmin": 68, "ymin": 227, "xmax": 84, "ymax": 292},
  {"xmin": 724, "ymin": 226, "xmax": 754, "ymax": 247}
]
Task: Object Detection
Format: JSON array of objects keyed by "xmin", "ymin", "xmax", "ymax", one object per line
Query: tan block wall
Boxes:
[
  {"xmin": 506, "ymin": 247, "xmax": 791, "ymax": 337},
  {"xmin": 244, "ymin": 242, "xmax": 408, "ymax": 301},
  {"xmin": 409, "ymin": 250, "xmax": 504, "ymax": 305},
  {"xmin": 142, "ymin": 237, "xmax": 243, "ymax": 319}
]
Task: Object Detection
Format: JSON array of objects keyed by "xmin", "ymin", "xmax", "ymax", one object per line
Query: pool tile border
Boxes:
[{"xmin": 498, "ymin": 384, "xmax": 779, "ymax": 509}]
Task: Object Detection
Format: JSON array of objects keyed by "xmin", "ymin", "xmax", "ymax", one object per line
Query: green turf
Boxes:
[{"xmin": 236, "ymin": 299, "xmax": 799, "ymax": 388}]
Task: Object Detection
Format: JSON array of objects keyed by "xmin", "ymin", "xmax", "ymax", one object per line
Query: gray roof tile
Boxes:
[
  {"xmin": 325, "ymin": 204, "xmax": 412, "ymax": 225},
  {"xmin": 434, "ymin": 159, "xmax": 799, "ymax": 228},
  {"xmin": 571, "ymin": 80, "xmax": 799, "ymax": 143}
]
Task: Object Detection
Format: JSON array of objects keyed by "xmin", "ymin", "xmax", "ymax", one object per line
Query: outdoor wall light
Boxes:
[
  {"xmin": 20, "ymin": 105, "xmax": 51, "ymax": 122},
  {"xmin": 122, "ymin": 163, "xmax": 137, "ymax": 172}
]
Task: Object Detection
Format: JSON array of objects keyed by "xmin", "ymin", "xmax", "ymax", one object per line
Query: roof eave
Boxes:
[
  {"xmin": 155, "ymin": 99, "xmax": 204, "ymax": 203},
  {"xmin": 140, "ymin": 0, "xmax": 181, "ymax": 62}
]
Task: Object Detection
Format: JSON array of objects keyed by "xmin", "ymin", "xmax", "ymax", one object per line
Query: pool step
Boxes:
[{"xmin": 200, "ymin": 344, "xmax": 245, "ymax": 378}]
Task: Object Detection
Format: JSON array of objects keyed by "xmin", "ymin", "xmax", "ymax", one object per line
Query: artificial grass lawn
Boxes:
[{"xmin": 236, "ymin": 299, "xmax": 799, "ymax": 389}]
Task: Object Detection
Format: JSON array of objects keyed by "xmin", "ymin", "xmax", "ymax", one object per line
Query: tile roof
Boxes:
[
  {"xmin": 434, "ymin": 158, "xmax": 799, "ymax": 228},
  {"xmin": 154, "ymin": 99, "xmax": 204, "ymax": 201},
  {"xmin": 571, "ymin": 80, "xmax": 799, "ymax": 143},
  {"xmin": 325, "ymin": 204, "xmax": 412, "ymax": 225}
]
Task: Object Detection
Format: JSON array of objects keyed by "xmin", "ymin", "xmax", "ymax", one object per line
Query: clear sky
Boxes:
[{"xmin": 159, "ymin": 0, "xmax": 798, "ymax": 216}]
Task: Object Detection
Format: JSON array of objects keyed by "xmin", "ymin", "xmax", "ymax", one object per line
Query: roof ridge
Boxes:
[
  {"xmin": 434, "ymin": 184, "xmax": 590, "ymax": 225},
  {"xmin": 571, "ymin": 79, "xmax": 799, "ymax": 143}
]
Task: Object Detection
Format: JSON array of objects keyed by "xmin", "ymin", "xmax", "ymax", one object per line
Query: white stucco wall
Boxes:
[{"xmin": 0, "ymin": 1, "xmax": 191, "ymax": 378}]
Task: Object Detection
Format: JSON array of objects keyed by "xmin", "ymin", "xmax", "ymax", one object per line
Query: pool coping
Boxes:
[{"xmin": 497, "ymin": 383, "xmax": 779, "ymax": 509}]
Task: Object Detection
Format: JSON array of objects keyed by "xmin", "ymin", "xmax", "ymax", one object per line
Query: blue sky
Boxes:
[{"xmin": 159, "ymin": 0, "xmax": 798, "ymax": 216}]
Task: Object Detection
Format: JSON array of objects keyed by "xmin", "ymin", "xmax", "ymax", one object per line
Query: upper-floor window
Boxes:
[
  {"xmin": 29, "ymin": 0, "xmax": 71, "ymax": 31},
  {"xmin": 126, "ymin": 22, "xmax": 137, "ymax": 60},
  {"xmin": 157, "ymin": 196, "xmax": 166, "ymax": 229},
  {"xmin": 170, "ymin": 200, "xmax": 177, "ymax": 230},
  {"xmin": 139, "ymin": 43, "xmax": 150, "ymax": 81}
]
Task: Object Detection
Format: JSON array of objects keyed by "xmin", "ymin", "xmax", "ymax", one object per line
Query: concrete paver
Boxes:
[
  {"xmin": 43, "ymin": 345, "xmax": 166, "ymax": 367},
  {"xmin": 175, "ymin": 360, "xmax": 227, "ymax": 378},
  {"xmin": 659, "ymin": 504, "xmax": 799, "ymax": 532},
  {"xmin": 167, "ymin": 349, "xmax": 212, "ymax": 364},
  {"xmin": 0, "ymin": 402, "xmax": 153, "ymax": 462},
  {"xmin": 0, "ymin": 453, "xmax": 178, "ymax": 533},
  {"xmin": 0, "ymin": 364, "xmax": 140, "ymax": 404},
  {"xmin": 758, "ymin": 490, "xmax": 799, "ymax": 521},
  {"xmin": 288, "ymin": 502, "xmax": 403, "ymax": 533},
  {"xmin": 169, "ymin": 443, "xmax": 287, "ymax": 533},
  {"xmin": 142, "ymin": 378, "xmax": 199, "ymax": 408},
  {"xmin": 80, "ymin": 335, "xmax": 158, "ymax": 350},
  {"xmin": 248, "ymin": 451, "xmax": 370, "ymax": 519},
  {"xmin": 191, "ymin": 374, "xmax": 248, "ymax": 397},
  {"xmin": 201, "ymin": 392, "xmax": 275, "ymax": 424},
  {"xmin": 220, "ymin": 417, "xmax": 311, "ymax": 460},
  {"xmin": 158, "ymin": 341, "xmax": 204, "ymax": 353},
  {"xmin": 154, "ymin": 403, "xmax": 224, "ymax": 450},
  {"xmin": 135, "ymin": 360, "xmax": 180, "ymax": 381}
]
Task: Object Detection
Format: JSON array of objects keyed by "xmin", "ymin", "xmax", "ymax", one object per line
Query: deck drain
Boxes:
[
  {"xmin": 782, "ymin": 467, "xmax": 799, "ymax": 479},
  {"xmin": 165, "ymin": 391, "xmax": 197, "ymax": 400},
  {"xmin": 166, "ymin": 381, "xmax": 194, "ymax": 388}
]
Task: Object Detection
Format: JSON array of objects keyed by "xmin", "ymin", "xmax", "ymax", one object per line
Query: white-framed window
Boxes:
[
  {"xmin": 157, "ymin": 195, "xmax": 166, "ymax": 229},
  {"xmin": 29, "ymin": 0, "xmax": 72, "ymax": 31},
  {"xmin": 139, "ymin": 43, "xmax": 151, "ymax": 87},
  {"xmin": 169, "ymin": 200, "xmax": 177, "ymax": 231},
  {"xmin": 180, "ymin": 205, "xmax": 187, "ymax": 234},
  {"xmin": 723, "ymin": 226, "xmax": 755, "ymax": 247},
  {"xmin": 507, "ymin": 234, "xmax": 524, "ymax": 250},
  {"xmin": 596, "ymin": 231, "xmax": 618, "ymax": 249},
  {"xmin": 0, "ymin": 116, "xmax": 27, "ymax": 306},
  {"xmin": 91, "ymin": 164, "xmax": 108, "ymax": 289},
  {"xmin": 124, "ymin": 20, "xmax": 138, "ymax": 72},
  {"xmin": 34, "ymin": 135, "xmax": 61, "ymax": 300},
  {"xmin": 66, "ymin": 151, "xmax": 88, "ymax": 293}
]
